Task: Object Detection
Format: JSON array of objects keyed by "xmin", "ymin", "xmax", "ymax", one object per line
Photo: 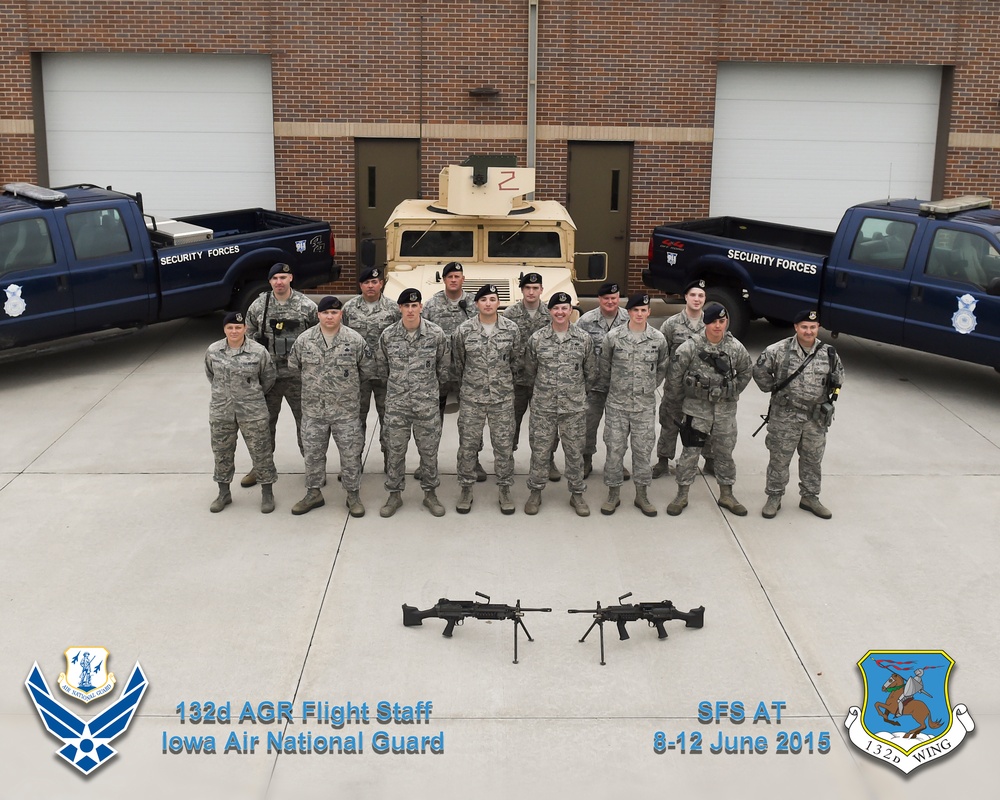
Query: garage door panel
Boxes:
[{"xmin": 716, "ymin": 63, "xmax": 941, "ymax": 103}]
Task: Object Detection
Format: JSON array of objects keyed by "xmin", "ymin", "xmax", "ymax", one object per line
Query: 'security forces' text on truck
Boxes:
[
  {"xmin": 0, "ymin": 182, "xmax": 336, "ymax": 352},
  {"xmin": 642, "ymin": 196, "xmax": 1000, "ymax": 371},
  {"xmin": 361, "ymin": 157, "xmax": 606, "ymax": 307}
]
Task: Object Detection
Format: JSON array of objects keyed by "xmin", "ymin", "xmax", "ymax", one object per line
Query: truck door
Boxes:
[
  {"xmin": 822, "ymin": 212, "xmax": 916, "ymax": 344},
  {"xmin": 0, "ymin": 215, "xmax": 76, "ymax": 349},
  {"xmin": 59, "ymin": 201, "xmax": 155, "ymax": 332},
  {"xmin": 903, "ymin": 226, "xmax": 1000, "ymax": 368}
]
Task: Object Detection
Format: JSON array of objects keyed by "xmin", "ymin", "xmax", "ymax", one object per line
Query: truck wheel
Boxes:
[
  {"xmin": 706, "ymin": 286, "xmax": 749, "ymax": 339},
  {"xmin": 234, "ymin": 281, "xmax": 270, "ymax": 319}
]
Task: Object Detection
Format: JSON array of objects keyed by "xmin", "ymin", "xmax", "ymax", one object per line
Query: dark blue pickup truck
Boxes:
[
  {"xmin": 643, "ymin": 196, "xmax": 1000, "ymax": 370},
  {"xmin": 0, "ymin": 182, "xmax": 336, "ymax": 351}
]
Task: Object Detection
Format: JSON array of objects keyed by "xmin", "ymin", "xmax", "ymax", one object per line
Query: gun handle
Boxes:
[
  {"xmin": 616, "ymin": 620, "xmax": 630, "ymax": 641},
  {"xmin": 401, "ymin": 604, "xmax": 424, "ymax": 627},
  {"xmin": 685, "ymin": 606, "xmax": 705, "ymax": 629},
  {"xmin": 653, "ymin": 621, "xmax": 668, "ymax": 640},
  {"xmin": 442, "ymin": 619, "xmax": 457, "ymax": 638}
]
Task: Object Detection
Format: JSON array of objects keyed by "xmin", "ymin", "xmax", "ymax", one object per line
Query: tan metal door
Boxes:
[
  {"xmin": 567, "ymin": 142, "xmax": 632, "ymax": 296},
  {"xmin": 355, "ymin": 139, "xmax": 420, "ymax": 274}
]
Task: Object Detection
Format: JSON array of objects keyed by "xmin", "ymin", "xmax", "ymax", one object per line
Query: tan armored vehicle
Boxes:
[{"xmin": 361, "ymin": 156, "xmax": 606, "ymax": 307}]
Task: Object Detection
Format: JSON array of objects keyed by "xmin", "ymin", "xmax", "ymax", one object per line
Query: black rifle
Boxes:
[
  {"xmin": 567, "ymin": 592, "xmax": 705, "ymax": 665},
  {"xmin": 402, "ymin": 592, "xmax": 552, "ymax": 664}
]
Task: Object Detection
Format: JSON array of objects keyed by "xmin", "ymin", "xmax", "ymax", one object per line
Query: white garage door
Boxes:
[
  {"xmin": 711, "ymin": 63, "xmax": 942, "ymax": 231},
  {"xmin": 42, "ymin": 53, "xmax": 275, "ymax": 218}
]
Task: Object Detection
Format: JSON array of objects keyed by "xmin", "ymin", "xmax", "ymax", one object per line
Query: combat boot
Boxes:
[
  {"xmin": 260, "ymin": 484, "xmax": 275, "ymax": 514},
  {"xmin": 456, "ymin": 486, "xmax": 474, "ymax": 514},
  {"xmin": 423, "ymin": 490, "xmax": 446, "ymax": 517},
  {"xmin": 600, "ymin": 485, "xmax": 621, "ymax": 515},
  {"xmin": 650, "ymin": 457, "xmax": 671, "ymax": 479},
  {"xmin": 623, "ymin": 465, "xmax": 631, "ymax": 481},
  {"xmin": 717, "ymin": 485, "xmax": 747, "ymax": 516},
  {"xmin": 210, "ymin": 482, "xmax": 232, "ymax": 513},
  {"xmin": 702, "ymin": 458, "xmax": 715, "ymax": 476},
  {"xmin": 498, "ymin": 486, "xmax": 515, "ymax": 515},
  {"xmin": 634, "ymin": 485, "xmax": 657, "ymax": 517},
  {"xmin": 380, "ymin": 492, "xmax": 402, "ymax": 518},
  {"xmin": 583, "ymin": 454, "xmax": 593, "ymax": 479},
  {"xmin": 799, "ymin": 495, "xmax": 832, "ymax": 519},
  {"xmin": 240, "ymin": 470, "xmax": 257, "ymax": 488},
  {"xmin": 413, "ymin": 466, "xmax": 424, "ymax": 482},
  {"xmin": 291, "ymin": 488, "xmax": 324, "ymax": 516},
  {"xmin": 474, "ymin": 461, "xmax": 488, "ymax": 482},
  {"xmin": 548, "ymin": 456, "xmax": 562, "ymax": 482},
  {"xmin": 570, "ymin": 493, "xmax": 591, "ymax": 517},
  {"xmin": 346, "ymin": 491, "xmax": 365, "ymax": 518},
  {"xmin": 524, "ymin": 489, "xmax": 542, "ymax": 515},
  {"xmin": 761, "ymin": 494, "xmax": 782, "ymax": 519},
  {"xmin": 666, "ymin": 485, "xmax": 689, "ymax": 516}
]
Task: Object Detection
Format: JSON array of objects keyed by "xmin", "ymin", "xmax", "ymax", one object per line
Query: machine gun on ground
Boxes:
[
  {"xmin": 402, "ymin": 592, "xmax": 552, "ymax": 664},
  {"xmin": 567, "ymin": 592, "xmax": 705, "ymax": 665}
]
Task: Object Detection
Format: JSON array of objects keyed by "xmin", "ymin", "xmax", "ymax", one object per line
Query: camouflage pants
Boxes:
[
  {"xmin": 674, "ymin": 408, "xmax": 738, "ymax": 487},
  {"xmin": 458, "ymin": 397, "xmax": 515, "ymax": 487},
  {"xmin": 656, "ymin": 395, "xmax": 712, "ymax": 461},
  {"xmin": 211, "ymin": 416, "xmax": 277, "ymax": 484},
  {"xmin": 301, "ymin": 415, "xmax": 364, "ymax": 492},
  {"xmin": 384, "ymin": 407, "xmax": 442, "ymax": 492},
  {"xmin": 764, "ymin": 410, "xmax": 827, "ymax": 497},
  {"xmin": 514, "ymin": 383, "xmax": 558, "ymax": 453},
  {"xmin": 528, "ymin": 408, "xmax": 586, "ymax": 493},
  {"xmin": 604, "ymin": 405, "xmax": 655, "ymax": 487},
  {"xmin": 265, "ymin": 374, "xmax": 303, "ymax": 455},
  {"xmin": 360, "ymin": 377, "xmax": 388, "ymax": 456},
  {"xmin": 584, "ymin": 390, "xmax": 607, "ymax": 456}
]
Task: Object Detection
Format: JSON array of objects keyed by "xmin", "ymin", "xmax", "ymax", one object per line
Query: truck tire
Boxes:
[
  {"xmin": 234, "ymin": 281, "xmax": 270, "ymax": 319},
  {"xmin": 705, "ymin": 286, "xmax": 750, "ymax": 339}
]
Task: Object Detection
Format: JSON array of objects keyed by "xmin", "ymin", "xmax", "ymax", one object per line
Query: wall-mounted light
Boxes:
[{"xmin": 468, "ymin": 86, "xmax": 500, "ymax": 98}]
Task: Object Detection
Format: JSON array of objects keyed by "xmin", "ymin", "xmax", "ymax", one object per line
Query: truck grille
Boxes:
[{"xmin": 460, "ymin": 279, "xmax": 513, "ymax": 304}]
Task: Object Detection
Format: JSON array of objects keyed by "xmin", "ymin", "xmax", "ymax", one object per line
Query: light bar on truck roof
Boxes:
[
  {"xmin": 919, "ymin": 196, "xmax": 992, "ymax": 216},
  {"xmin": 3, "ymin": 182, "xmax": 68, "ymax": 204}
]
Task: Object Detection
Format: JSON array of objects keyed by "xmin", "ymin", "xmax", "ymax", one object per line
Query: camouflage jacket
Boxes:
[
  {"xmin": 341, "ymin": 294, "xmax": 401, "ymax": 354},
  {"xmin": 577, "ymin": 306, "xmax": 629, "ymax": 359},
  {"xmin": 659, "ymin": 309, "xmax": 705, "ymax": 358},
  {"xmin": 244, "ymin": 289, "xmax": 318, "ymax": 376},
  {"xmin": 523, "ymin": 324, "xmax": 596, "ymax": 413},
  {"xmin": 752, "ymin": 336, "xmax": 845, "ymax": 416},
  {"xmin": 597, "ymin": 324, "xmax": 670, "ymax": 413},
  {"xmin": 288, "ymin": 325, "xmax": 374, "ymax": 421},
  {"xmin": 421, "ymin": 290, "xmax": 476, "ymax": 336},
  {"xmin": 204, "ymin": 337, "xmax": 275, "ymax": 423},
  {"xmin": 503, "ymin": 301, "xmax": 551, "ymax": 385},
  {"xmin": 664, "ymin": 331, "xmax": 752, "ymax": 421},
  {"xmin": 376, "ymin": 319, "xmax": 451, "ymax": 412},
  {"xmin": 452, "ymin": 315, "xmax": 523, "ymax": 404}
]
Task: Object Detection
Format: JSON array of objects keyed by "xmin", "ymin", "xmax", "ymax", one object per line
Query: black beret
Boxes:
[
  {"xmin": 318, "ymin": 296, "xmax": 343, "ymax": 312},
  {"xmin": 597, "ymin": 281, "xmax": 620, "ymax": 296},
  {"xmin": 626, "ymin": 292, "xmax": 650, "ymax": 309},
  {"xmin": 268, "ymin": 262, "xmax": 292, "ymax": 279},
  {"xmin": 223, "ymin": 312, "xmax": 244, "ymax": 325},
  {"xmin": 398, "ymin": 288, "xmax": 422, "ymax": 304},
  {"xmin": 703, "ymin": 303, "xmax": 728, "ymax": 324},
  {"xmin": 442, "ymin": 261, "xmax": 464, "ymax": 276},
  {"xmin": 684, "ymin": 279, "xmax": 707, "ymax": 295},
  {"xmin": 519, "ymin": 272, "xmax": 543, "ymax": 287},
  {"xmin": 475, "ymin": 284, "xmax": 499, "ymax": 302},
  {"xmin": 794, "ymin": 309, "xmax": 819, "ymax": 324},
  {"xmin": 358, "ymin": 266, "xmax": 381, "ymax": 283},
  {"xmin": 548, "ymin": 291, "xmax": 573, "ymax": 309}
]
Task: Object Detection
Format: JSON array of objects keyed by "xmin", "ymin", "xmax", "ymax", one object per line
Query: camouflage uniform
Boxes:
[
  {"xmin": 422, "ymin": 289, "xmax": 476, "ymax": 415},
  {"xmin": 664, "ymin": 331, "xmax": 752, "ymax": 487},
  {"xmin": 523, "ymin": 325, "xmax": 596, "ymax": 493},
  {"xmin": 342, "ymin": 294, "xmax": 401, "ymax": 456},
  {"xmin": 503, "ymin": 300, "xmax": 552, "ymax": 448},
  {"xmin": 452, "ymin": 315, "xmax": 523, "ymax": 487},
  {"xmin": 288, "ymin": 324, "xmax": 374, "ymax": 492},
  {"xmin": 752, "ymin": 337, "xmax": 845, "ymax": 499},
  {"xmin": 205, "ymin": 337, "xmax": 277, "ymax": 484},
  {"xmin": 597, "ymin": 324, "xmax": 669, "ymax": 487},
  {"xmin": 244, "ymin": 289, "xmax": 318, "ymax": 452},
  {"xmin": 577, "ymin": 306, "xmax": 629, "ymax": 456},
  {"xmin": 655, "ymin": 309, "xmax": 705, "ymax": 461},
  {"xmin": 377, "ymin": 319, "xmax": 450, "ymax": 491}
]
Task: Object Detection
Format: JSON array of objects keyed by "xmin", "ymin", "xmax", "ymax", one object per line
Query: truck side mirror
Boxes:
[
  {"xmin": 588, "ymin": 253, "xmax": 607, "ymax": 281},
  {"xmin": 359, "ymin": 239, "xmax": 376, "ymax": 268}
]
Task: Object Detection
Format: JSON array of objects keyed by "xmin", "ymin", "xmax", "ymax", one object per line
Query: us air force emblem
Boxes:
[
  {"xmin": 4, "ymin": 283, "xmax": 26, "ymax": 317},
  {"xmin": 58, "ymin": 647, "xmax": 115, "ymax": 703},
  {"xmin": 951, "ymin": 293, "xmax": 978, "ymax": 335},
  {"xmin": 25, "ymin": 659, "xmax": 148, "ymax": 775},
  {"xmin": 845, "ymin": 650, "xmax": 974, "ymax": 773}
]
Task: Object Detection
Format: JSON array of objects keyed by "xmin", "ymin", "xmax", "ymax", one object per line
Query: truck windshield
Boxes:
[
  {"xmin": 399, "ymin": 229, "xmax": 474, "ymax": 259},
  {"xmin": 487, "ymin": 230, "xmax": 562, "ymax": 259}
]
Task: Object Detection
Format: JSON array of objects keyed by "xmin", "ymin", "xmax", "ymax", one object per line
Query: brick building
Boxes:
[{"xmin": 2, "ymin": 1, "xmax": 999, "ymax": 294}]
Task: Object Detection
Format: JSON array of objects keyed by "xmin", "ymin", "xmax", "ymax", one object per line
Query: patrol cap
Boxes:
[
  {"xmin": 223, "ymin": 312, "xmax": 245, "ymax": 325},
  {"xmin": 703, "ymin": 303, "xmax": 728, "ymax": 324},
  {"xmin": 519, "ymin": 271, "xmax": 543, "ymax": 287},
  {"xmin": 794, "ymin": 309, "xmax": 820, "ymax": 324},
  {"xmin": 268, "ymin": 262, "xmax": 292, "ymax": 279},
  {"xmin": 684, "ymin": 278, "xmax": 707, "ymax": 295},
  {"xmin": 626, "ymin": 292, "xmax": 650, "ymax": 310},
  {"xmin": 442, "ymin": 261, "xmax": 464, "ymax": 276},
  {"xmin": 548, "ymin": 291, "xmax": 573, "ymax": 309},
  {"xmin": 358, "ymin": 266, "xmax": 382, "ymax": 283},
  {"xmin": 474, "ymin": 284, "xmax": 499, "ymax": 302},
  {"xmin": 318, "ymin": 295, "xmax": 343, "ymax": 312},
  {"xmin": 597, "ymin": 281, "xmax": 620, "ymax": 297},
  {"xmin": 398, "ymin": 288, "xmax": 422, "ymax": 304}
]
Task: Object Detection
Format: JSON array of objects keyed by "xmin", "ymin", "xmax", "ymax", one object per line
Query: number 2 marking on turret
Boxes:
[{"xmin": 498, "ymin": 170, "xmax": 519, "ymax": 191}]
